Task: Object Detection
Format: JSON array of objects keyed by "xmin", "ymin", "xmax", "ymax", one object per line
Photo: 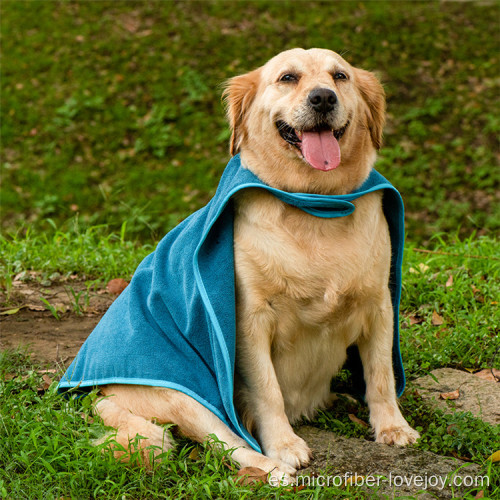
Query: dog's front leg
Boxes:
[
  {"xmin": 357, "ymin": 294, "xmax": 420, "ymax": 445},
  {"xmin": 236, "ymin": 301, "xmax": 312, "ymax": 470}
]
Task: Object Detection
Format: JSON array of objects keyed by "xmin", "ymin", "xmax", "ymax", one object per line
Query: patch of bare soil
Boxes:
[{"xmin": 0, "ymin": 276, "xmax": 119, "ymax": 366}]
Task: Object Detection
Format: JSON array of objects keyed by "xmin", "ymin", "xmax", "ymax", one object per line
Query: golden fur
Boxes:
[{"xmin": 96, "ymin": 48, "xmax": 419, "ymax": 484}]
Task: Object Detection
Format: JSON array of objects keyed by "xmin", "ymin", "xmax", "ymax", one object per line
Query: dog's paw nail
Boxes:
[{"xmin": 376, "ymin": 426, "xmax": 420, "ymax": 446}]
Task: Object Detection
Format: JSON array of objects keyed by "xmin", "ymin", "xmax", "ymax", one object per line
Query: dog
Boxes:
[{"xmin": 94, "ymin": 48, "xmax": 419, "ymax": 483}]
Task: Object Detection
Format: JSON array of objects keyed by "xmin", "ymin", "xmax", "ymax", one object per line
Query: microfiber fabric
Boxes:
[{"xmin": 58, "ymin": 153, "xmax": 406, "ymax": 453}]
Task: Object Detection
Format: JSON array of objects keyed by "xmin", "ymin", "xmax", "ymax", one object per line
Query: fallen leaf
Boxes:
[
  {"xmin": 123, "ymin": 18, "xmax": 140, "ymax": 33},
  {"xmin": 348, "ymin": 414, "xmax": 370, "ymax": 428},
  {"xmin": 445, "ymin": 275, "xmax": 453, "ymax": 287},
  {"xmin": 431, "ymin": 311, "xmax": 444, "ymax": 326},
  {"xmin": 107, "ymin": 278, "xmax": 129, "ymax": 295},
  {"xmin": 409, "ymin": 314, "xmax": 424, "ymax": 325},
  {"xmin": 28, "ymin": 303, "xmax": 46, "ymax": 312},
  {"xmin": 0, "ymin": 307, "xmax": 21, "ymax": 315},
  {"xmin": 435, "ymin": 327, "xmax": 447, "ymax": 339},
  {"xmin": 137, "ymin": 29, "xmax": 153, "ymax": 38},
  {"xmin": 236, "ymin": 466, "xmax": 268, "ymax": 486},
  {"xmin": 451, "ymin": 450, "xmax": 472, "ymax": 461},
  {"xmin": 188, "ymin": 447, "xmax": 201, "ymax": 460},
  {"xmin": 488, "ymin": 450, "xmax": 500, "ymax": 462},
  {"xmin": 474, "ymin": 369, "xmax": 500, "ymax": 382},
  {"xmin": 440, "ymin": 389, "xmax": 460, "ymax": 400},
  {"xmin": 37, "ymin": 374, "xmax": 52, "ymax": 393},
  {"xmin": 475, "ymin": 491, "xmax": 484, "ymax": 499},
  {"xmin": 221, "ymin": 456, "xmax": 235, "ymax": 472},
  {"xmin": 84, "ymin": 307, "xmax": 101, "ymax": 315},
  {"xmin": 446, "ymin": 424, "xmax": 458, "ymax": 435},
  {"xmin": 14, "ymin": 271, "xmax": 28, "ymax": 281}
]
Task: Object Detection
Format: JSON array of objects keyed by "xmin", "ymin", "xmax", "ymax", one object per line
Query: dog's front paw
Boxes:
[
  {"xmin": 376, "ymin": 425, "xmax": 420, "ymax": 446},
  {"xmin": 265, "ymin": 433, "xmax": 312, "ymax": 470}
]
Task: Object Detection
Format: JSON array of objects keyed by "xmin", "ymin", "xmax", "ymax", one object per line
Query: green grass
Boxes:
[
  {"xmin": 401, "ymin": 235, "xmax": 500, "ymax": 379},
  {"xmin": 1, "ymin": 350, "xmax": 498, "ymax": 499},
  {"xmin": 0, "ymin": 219, "xmax": 153, "ymax": 292},
  {"xmin": 1, "ymin": 0, "xmax": 499, "ymax": 242},
  {"xmin": 1, "ymin": 231, "xmax": 499, "ymax": 498},
  {"xmin": 1, "ymin": 0, "xmax": 499, "ymax": 497}
]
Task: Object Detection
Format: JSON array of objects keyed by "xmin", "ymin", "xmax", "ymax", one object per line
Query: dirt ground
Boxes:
[{"xmin": 0, "ymin": 276, "xmax": 118, "ymax": 367}]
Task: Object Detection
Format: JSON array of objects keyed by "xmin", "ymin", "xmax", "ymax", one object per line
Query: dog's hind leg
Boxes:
[
  {"xmin": 95, "ymin": 396, "xmax": 173, "ymax": 467},
  {"xmin": 97, "ymin": 385, "xmax": 295, "ymax": 484}
]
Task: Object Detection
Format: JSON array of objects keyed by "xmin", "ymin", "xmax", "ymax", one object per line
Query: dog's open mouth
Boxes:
[{"xmin": 276, "ymin": 121, "xmax": 349, "ymax": 171}]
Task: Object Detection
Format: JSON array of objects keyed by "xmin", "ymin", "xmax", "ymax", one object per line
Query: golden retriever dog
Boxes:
[{"xmin": 95, "ymin": 48, "xmax": 419, "ymax": 483}]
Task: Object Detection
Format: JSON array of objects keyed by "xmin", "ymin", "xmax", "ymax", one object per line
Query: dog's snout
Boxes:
[{"xmin": 307, "ymin": 88, "xmax": 337, "ymax": 113}]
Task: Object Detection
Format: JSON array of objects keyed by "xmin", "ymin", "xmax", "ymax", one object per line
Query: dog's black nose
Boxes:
[{"xmin": 308, "ymin": 88, "xmax": 337, "ymax": 113}]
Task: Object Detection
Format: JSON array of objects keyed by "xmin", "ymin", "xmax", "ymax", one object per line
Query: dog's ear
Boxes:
[
  {"xmin": 223, "ymin": 69, "xmax": 261, "ymax": 156},
  {"xmin": 355, "ymin": 69, "xmax": 386, "ymax": 150}
]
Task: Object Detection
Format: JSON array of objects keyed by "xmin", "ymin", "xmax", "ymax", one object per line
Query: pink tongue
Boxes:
[{"xmin": 300, "ymin": 130, "xmax": 341, "ymax": 171}]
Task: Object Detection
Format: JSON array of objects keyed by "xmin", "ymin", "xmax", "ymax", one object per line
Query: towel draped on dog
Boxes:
[{"xmin": 58, "ymin": 154, "xmax": 406, "ymax": 452}]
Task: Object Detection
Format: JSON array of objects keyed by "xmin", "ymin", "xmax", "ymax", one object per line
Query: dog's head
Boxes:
[{"xmin": 223, "ymin": 48, "xmax": 385, "ymax": 194}]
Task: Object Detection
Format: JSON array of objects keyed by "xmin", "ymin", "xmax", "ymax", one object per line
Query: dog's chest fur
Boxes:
[{"xmin": 233, "ymin": 188, "xmax": 391, "ymax": 421}]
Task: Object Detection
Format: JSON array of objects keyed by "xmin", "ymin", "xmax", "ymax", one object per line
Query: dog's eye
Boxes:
[
  {"xmin": 333, "ymin": 72, "xmax": 348, "ymax": 81},
  {"xmin": 279, "ymin": 73, "xmax": 298, "ymax": 83}
]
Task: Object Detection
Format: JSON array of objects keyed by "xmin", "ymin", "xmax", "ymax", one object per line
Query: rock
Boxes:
[
  {"xmin": 296, "ymin": 426, "xmax": 482, "ymax": 498},
  {"xmin": 413, "ymin": 368, "xmax": 500, "ymax": 425}
]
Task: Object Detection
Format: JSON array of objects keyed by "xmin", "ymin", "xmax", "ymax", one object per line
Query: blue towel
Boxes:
[{"xmin": 58, "ymin": 154, "xmax": 406, "ymax": 452}]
